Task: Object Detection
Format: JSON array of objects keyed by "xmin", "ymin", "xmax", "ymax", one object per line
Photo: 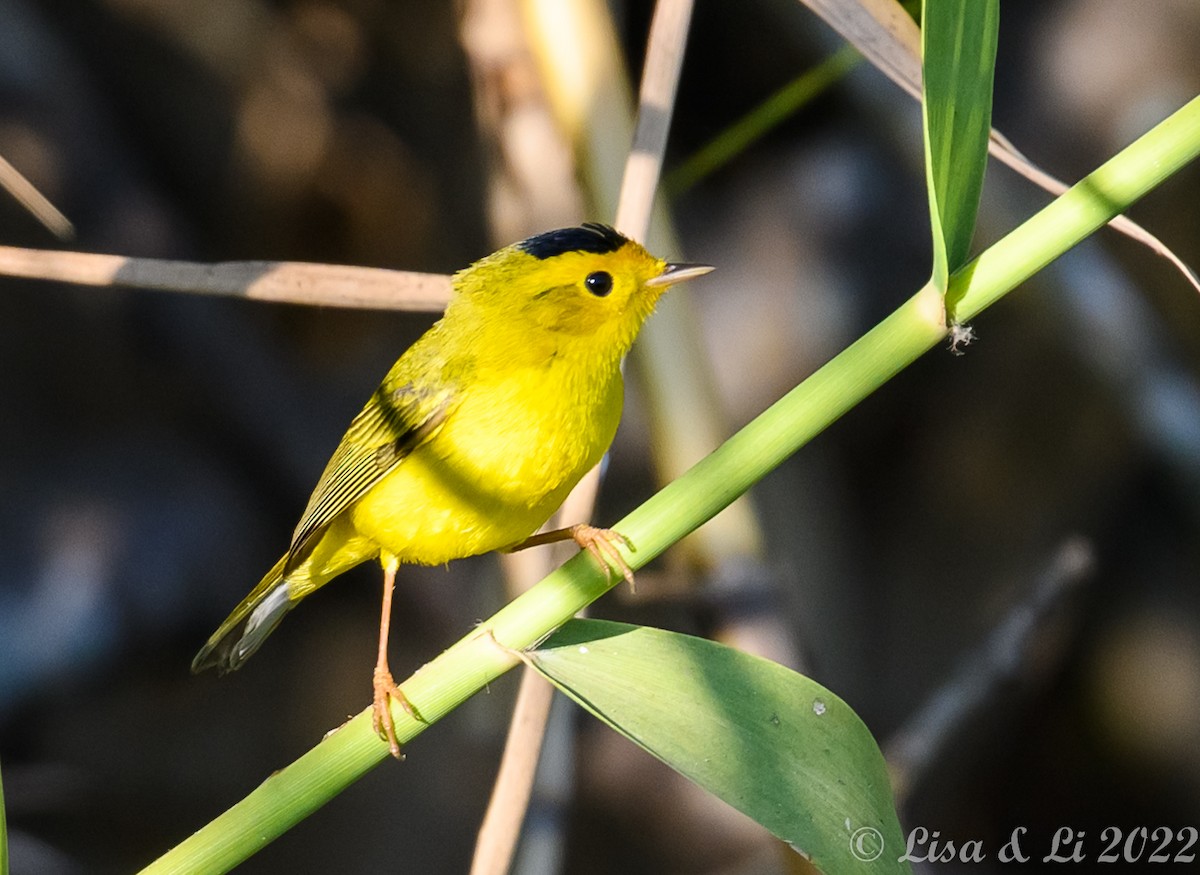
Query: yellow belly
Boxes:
[{"xmin": 347, "ymin": 367, "xmax": 623, "ymax": 566}]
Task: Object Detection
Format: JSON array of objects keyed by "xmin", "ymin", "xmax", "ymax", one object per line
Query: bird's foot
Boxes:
[
  {"xmin": 372, "ymin": 665, "xmax": 413, "ymax": 760},
  {"xmin": 569, "ymin": 524, "xmax": 636, "ymax": 591}
]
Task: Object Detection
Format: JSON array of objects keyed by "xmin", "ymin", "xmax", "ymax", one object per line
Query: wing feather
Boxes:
[{"xmin": 284, "ymin": 381, "xmax": 453, "ymax": 572}]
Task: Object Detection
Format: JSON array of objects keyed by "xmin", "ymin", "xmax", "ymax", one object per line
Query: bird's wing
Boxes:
[{"xmin": 284, "ymin": 381, "xmax": 453, "ymax": 572}]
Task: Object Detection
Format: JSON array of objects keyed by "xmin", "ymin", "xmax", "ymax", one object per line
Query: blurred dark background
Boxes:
[{"xmin": 1, "ymin": 1, "xmax": 1199, "ymax": 872}]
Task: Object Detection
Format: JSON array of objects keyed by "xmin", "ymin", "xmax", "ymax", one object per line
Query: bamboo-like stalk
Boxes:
[
  {"xmin": 0, "ymin": 154, "xmax": 74, "ymax": 240},
  {"xmin": 0, "ymin": 246, "xmax": 452, "ymax": 310},
  {"xmin": 469, "ymin": 665, "xmax": 557, "ymax": 875},
  {"xmin": 138, "ymin": 93, "xmax": 1200, "ymax": 875}
]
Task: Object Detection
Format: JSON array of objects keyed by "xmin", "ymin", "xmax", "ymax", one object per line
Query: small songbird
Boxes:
[{"xmin": 191, "ymin": 223, "xmax": 712, "ymax": 756}]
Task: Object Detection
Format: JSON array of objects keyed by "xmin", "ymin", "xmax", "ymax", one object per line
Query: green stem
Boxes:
[
  {"xmin": 663, "ymin": 44, "xmax": 862, "ymax": 195},
  {"xmin": 1, "ymin": 756, "xmax": 8, "ymax": 875},
  {"xmin": 949, "ymin": 100, "xmax": 1200, "ymax": 322},
  {"xmin": 140, "ymin": 94, "xmax": 1200, "ymax": 875}
]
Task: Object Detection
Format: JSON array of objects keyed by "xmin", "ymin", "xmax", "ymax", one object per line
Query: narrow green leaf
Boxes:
[
  {"xmin": 529, "ymin": 620, "xmax": 910, "ymax": 874},
  {"xmin": 0, "ymin": 756, "xmax": 8, "ymax": 875},
  {"xmin": 923, "ymin": 0, "xmax": 999, "ymax": 290},
  {"xmin": 664, "ymin": 44, "xmax": 862, "ymax": 195}
]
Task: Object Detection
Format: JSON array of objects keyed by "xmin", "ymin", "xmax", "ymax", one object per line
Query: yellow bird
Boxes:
[{"xmin": 192, "ymin": 223, "xmax": 712, "ymax": 756}]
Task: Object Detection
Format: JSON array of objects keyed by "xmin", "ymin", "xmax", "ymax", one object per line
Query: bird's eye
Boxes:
[{"xmin": 584, "ymin": 271, "xmax": 613, "ymax": 297}]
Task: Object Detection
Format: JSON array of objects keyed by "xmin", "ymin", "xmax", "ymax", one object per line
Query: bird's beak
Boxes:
[{"xmin": 645, "ymin": 262, "xmax": 715, "ymax": 288}]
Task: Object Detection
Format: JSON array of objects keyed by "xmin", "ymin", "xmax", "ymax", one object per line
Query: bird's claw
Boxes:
[
  {"xmin": 570, "ymin": 524, "xmax": 636, "ymax": 591},
  {"xmin": 372, "ymin": 665, "xmax": 412, "ymax": 760}
]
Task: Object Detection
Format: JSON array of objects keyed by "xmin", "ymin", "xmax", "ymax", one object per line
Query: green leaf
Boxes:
[
  {"xmin": 529, "ymin": 620, "xmax": 910, "ymax": 874},
  {"xmin": 1, "ymin": 756, "xmax": 8, "ymax": 875},
  {"xmin": 923, "ymin": 0, "xmax": 999, "ymax": 291},
  {"xmin": 664, "ymin": 44, "xmax": 862, "ymax": 195}
]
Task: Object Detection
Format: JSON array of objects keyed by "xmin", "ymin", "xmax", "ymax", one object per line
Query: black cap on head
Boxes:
[{"xmin": 518, "ymin": 223, "xmax": 628, "ymax": 260}]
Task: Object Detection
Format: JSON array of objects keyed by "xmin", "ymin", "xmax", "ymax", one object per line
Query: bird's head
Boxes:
[{"xmin": 450, "ymin": 223, "xmax": 712, "ymax": 368}]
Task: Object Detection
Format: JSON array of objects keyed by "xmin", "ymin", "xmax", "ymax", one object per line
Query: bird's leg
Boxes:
[
  {"xmin": 372, "ymin": 555, "xmax": 412, "ymax": 759},
  {"xmin": 508, "ymin": 524, "xmax": 636, "ymax": 589}
]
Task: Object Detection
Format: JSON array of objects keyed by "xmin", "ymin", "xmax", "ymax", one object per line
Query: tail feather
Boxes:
[{"xmin": 192, "ymin": 555, "xmax": 294, "ymax": 674}]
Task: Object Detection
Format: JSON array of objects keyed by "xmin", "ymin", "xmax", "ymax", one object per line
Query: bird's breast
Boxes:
[
  {"xmin": 350, "ymin": 363, "xmax": 623, "ymax": 564},
  {"xmin": 454, "ymin": 366, "xmax": 621, "ymax": 492}
]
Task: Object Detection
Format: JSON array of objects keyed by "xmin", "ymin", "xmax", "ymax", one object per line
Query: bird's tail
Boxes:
[{"xmin": 191, "ymin": 554, "xmax": 294, "ymax": 674}]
